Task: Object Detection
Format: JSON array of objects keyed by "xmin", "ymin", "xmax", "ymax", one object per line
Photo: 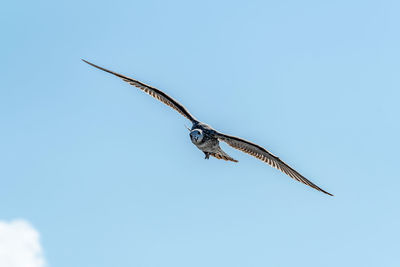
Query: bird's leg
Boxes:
[{"xmin": 204, "ymin": 152, "xmax": 210, "ymax": 160}]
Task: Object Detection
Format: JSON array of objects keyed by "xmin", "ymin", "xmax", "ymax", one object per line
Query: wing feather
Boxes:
[
  {"xmin": 82, "ymin": 59, "xmax": 198, "ymax": 123},
  {"xmin": 216, "ymin": 132, "xmax": 333, "ymax": 196}
]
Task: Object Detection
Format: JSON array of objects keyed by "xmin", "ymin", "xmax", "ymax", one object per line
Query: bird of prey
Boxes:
[{"xmin": 82, "ymin": 59, "xmax": 333, "ymax": 196}]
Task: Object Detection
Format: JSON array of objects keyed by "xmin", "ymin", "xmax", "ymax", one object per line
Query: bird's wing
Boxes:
[
  {"xmin": 82, "ymin": 59, "xmax": 198, "ymax": 123},
  {"xmin": 216, "ymin": 132, "xmax": 333, "ymax": 196}
]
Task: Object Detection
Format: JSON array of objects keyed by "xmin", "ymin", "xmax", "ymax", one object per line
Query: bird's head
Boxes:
[{"xmin": 190, "ymin": 129, "xmax": 204, "ymax": 143}]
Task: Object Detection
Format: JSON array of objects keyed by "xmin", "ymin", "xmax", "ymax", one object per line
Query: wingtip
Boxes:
[
  {"xmin": 81, "ymin": 58, "xmax": 90, "ymax": 64},
  {"xmin": 80, "ymin": 59, "xmax": 114, "ymax": 75}
]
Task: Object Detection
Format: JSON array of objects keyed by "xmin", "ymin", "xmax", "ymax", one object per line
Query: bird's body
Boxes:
[
  {"xmin": 190, "ymin": 122, "xmax": 238, "ymax": 162},
  {"xmin": 83, "ymin": 59, "xmax": 333, "ymax": 196}
]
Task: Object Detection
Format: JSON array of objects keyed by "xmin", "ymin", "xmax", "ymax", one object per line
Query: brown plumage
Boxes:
[
  {"xmin": 216, "ymin": 133, "xmax": 333, "ymax": 196},
  {"xmin": 83, "ymin": 59, "xmax": 333, "ymax": 196}
]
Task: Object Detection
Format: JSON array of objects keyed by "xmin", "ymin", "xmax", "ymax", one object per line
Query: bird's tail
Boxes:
[{"xmin": 210, "ymin": 148, "xmax": 238, "ymax": 163}]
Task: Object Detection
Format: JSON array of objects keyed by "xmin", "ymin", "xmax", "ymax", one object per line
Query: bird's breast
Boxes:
[{"xmin": 193, "ymin": 136, "xmax": 219, "ymax": 152}]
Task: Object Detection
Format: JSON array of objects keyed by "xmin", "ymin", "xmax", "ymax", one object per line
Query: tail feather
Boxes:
[{"xmin": 210, "ymin": 148, "xmax": 238, "ymax": 163}]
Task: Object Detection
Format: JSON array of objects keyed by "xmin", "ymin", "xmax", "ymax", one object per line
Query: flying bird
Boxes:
[{"xmin": 82, "ymin": 59, "xmax": 333, "ymax": 196}]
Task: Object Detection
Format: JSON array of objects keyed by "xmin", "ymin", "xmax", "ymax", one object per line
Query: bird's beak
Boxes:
[{"xmin": 184, "ymin": 124, "xmax": 191, "ymax": 131}]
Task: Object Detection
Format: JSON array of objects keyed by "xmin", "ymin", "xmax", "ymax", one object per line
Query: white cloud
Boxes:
[{"xmin": 0, "ymin": 220, "xmax": 46, "ymax": 267}]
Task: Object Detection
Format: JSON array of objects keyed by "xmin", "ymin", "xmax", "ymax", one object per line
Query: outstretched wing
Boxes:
[
  {"xmin": 82, "ymin": 59, "xmax": 198, "ymax": 123},
  {"xmin": 216, "ymin": 132, "xmax": 333, "ymax": 196}
]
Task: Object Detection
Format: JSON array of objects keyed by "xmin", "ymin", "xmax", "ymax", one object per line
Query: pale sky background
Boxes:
[{"xmin": 1, "ymin": 0, "xmax": 400, "ymax": 266}]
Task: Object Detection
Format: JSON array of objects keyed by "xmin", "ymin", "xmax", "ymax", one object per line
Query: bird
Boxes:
[{"xmin": 82, "ymin": 59, "xmax": 333, "ymax": 196}]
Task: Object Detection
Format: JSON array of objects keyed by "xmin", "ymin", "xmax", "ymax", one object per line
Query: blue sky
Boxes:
[{"xmin": 1, "ymin": 0, "xmax": 399, "ymax": 266}]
